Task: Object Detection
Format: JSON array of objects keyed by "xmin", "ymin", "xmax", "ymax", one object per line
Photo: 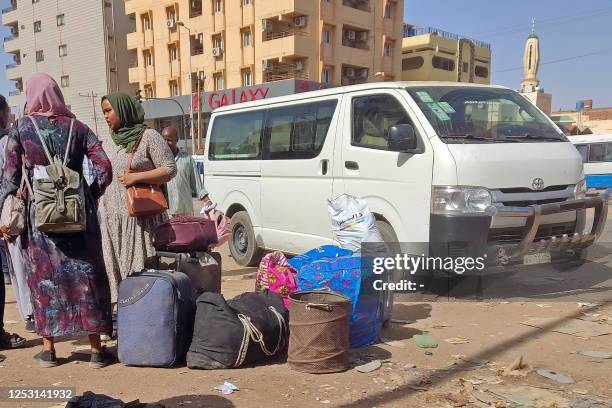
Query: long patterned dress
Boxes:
[
  {"xmin": 0, "ymin": 116, "xmax": 113, "ymax": 337},
  {"xmin": 97, "ymin": 129, "xmax": 177, "ymax": 302}
]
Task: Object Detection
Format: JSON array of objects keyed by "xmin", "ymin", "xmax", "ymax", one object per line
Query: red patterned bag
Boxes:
[{"xmin": 255, "ymin": 251, "xmax": 297, "ymax": 308}]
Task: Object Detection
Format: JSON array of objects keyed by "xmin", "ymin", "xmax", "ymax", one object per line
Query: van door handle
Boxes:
[
  {"xmin": 320, "ymin": 159, "xmax": 328, "ymax": 175},
  {"xmin": 345, "ymin": 161, "xmax": 359, "ymax": 170}
]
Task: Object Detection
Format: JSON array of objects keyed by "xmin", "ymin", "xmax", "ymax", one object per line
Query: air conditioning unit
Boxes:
[
  {"xmin": 166, "ymin": 19, "xmax": 175, "ymax": 29},
  {"xmin": 345, "ymin": 67, "xmax": 355, "ymax": 77},
  {"xmin": 358, "ymin": 69, "xmax": 368, "ymax": 78},
  {"xmin": 294, "ymin": 16, "xmax": 307, "ymax": 28},
  {"xmin": 262, "ymin": 60, "xmax": 270, "ymax": 71},
  {"xmin": 294, "ymin": 60, "xmax": 304, "ymax": 71},
  {"xmin": 197, "ymin": 34, "xmax": 204, "ymax": 44},
  {"xmin": 358, "ymin": 31, "xmax": 368, "ymax": 41},
  {"xmin": 212, "ymin": 47, "xmax": 222, "ymax": 57},
  {"xmin": 347, "ymin": 30, "xmax": 356, "ymax": 40},
  {"xmin": 262, "ymin": 19, "xmax": 273, "ymax": 31}
]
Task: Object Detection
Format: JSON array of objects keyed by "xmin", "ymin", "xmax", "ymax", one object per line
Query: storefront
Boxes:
[{"xmin": 142, "ymin": 79, "xmax": 331, "ymax": 154}]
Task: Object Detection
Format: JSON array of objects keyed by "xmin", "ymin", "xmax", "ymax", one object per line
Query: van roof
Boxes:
[{"xmin": 212, "ymin": 81, "xmax": 510, "ymax": 113}]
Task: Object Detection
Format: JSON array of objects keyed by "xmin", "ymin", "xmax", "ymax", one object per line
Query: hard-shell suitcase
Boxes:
[
  {"xmin": 156, "ymin": 251, "xmax": 222, "ymax": 294},
  {"xmin": 117, "ymin": 269, "xmax": 196, "ymax": 367}
]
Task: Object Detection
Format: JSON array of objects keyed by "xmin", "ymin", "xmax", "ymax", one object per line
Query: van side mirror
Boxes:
[{"xmin": 387, "ymin": 124, "xmax": 418, "ymax": 152}]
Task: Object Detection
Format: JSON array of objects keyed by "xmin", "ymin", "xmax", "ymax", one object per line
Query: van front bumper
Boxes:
[
  {"xmin": 491, "ymin": 190, "xmax": 609, "ymax": 264},
  {"xmin": 429, "ymin": 190, "xmax": 610, "ymax": 266}
]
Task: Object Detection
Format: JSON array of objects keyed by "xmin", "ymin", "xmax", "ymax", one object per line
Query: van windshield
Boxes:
[{"xmin": 406, "ymin": 87, "xmax": 566, "ymax": 143}]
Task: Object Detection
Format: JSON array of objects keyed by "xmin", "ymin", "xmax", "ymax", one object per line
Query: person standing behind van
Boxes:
[
  {"xmin": 98, "ymin": 93, "xmax": 177, "ymax": 302},
  {"xmin": 161, "ymin": 126, "xmax": 209, "ymax": 217}
]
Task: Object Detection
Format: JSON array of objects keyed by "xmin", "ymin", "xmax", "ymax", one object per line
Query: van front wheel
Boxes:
[{"xmin": 229, "ymin": 211, "xmax": 263, "ymax": 267}]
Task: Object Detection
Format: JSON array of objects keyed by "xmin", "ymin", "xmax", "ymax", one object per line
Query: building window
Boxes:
[
  {"xmin": 214, "ymin": 74, "xmax": 224, "ymax": 90},
  {"xmin": 144, "ymin": 50, "xmax": 153, "ymax": 66},
  {"xmin": 169, "ymin": 44, "xmax": 178, "ymax": 61},
  {"xmin": 213, "ymin": 35, "xmax": 223, "ymax": 50},
  {"xmin": 242, "ymin": 69, "xmax": 252, "ymax": 86},
  {"xmin": 214, "ymin": 0, "xmax": 223, "ymax": 13},
  {"xmin": 384, "ymin": 2, "xmax": 392, "ymax": 18},
  {"xmin": 58, "ymin": 44, "xmax": 68, "ymax": 57},
  {"xmin": 402, "ymin": 56, "xmax": 424, "ymax": 70},
  {"xmin": 475, "ymin": 65, "xmax": 489, "ymax": 78},
  {"xmin": 170, "ymin": 80, "xmax": 179, "ymax": 96},
  {"xmin": 323, "ymin": 27, "xmax": 332, "ymax": 44},
  {"xmin": 463, "ymin": 62, "xmax": 469, "ymax": 73},
  {"xmin": 166, "ymin": 7, "xmax": 176, "ymax": 30},
  {"xmin": 57, "ymin": 14, "xmax": 65, "ymax": 27},
  {"xmin": 144, "ymin": 85, "xmax": 154, "ymax": 98},
  {"xmin": 242, "ymin": 30, "xmax": 251, "ymax": 47},
  {"xmin": 142, "ymin": 15, "xmax": 151, "ymax": 30},
  {"xmin": 384, "ymin": 41, "xmax": 392, "ymax": 57},
  {"xmin": 36, "ymin": 50, "xmax": 44, "ymax": 62},
  {"xmin": 322, "ymin": 67, "xmax": 332, "ymax": 83},
  {"xmin": 243, "ymin": 0, "xmax": 252, "ymax": 4},
  {"xmin": 60, "ymin": 75, "xmax": 69, "ymax": 88},
  {"xmin": 432, "ymin": 56, "xmax": 455, "ymax": 71},
  {"xmin": 34, "ymin": 21, "xmax": 42, "ymax": 33},
  {"xmin": 32, "ymin": 0, "xmax": 39, "ymax": 3}
]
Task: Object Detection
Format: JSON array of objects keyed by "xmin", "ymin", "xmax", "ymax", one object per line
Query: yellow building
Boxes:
[
  {"xmin": 400, "ymin": 25, "xmax": 491, "ymax": 84},
  {"xmin": 125, "ymin": 0, "xmax": 404, "ymax": 98}
]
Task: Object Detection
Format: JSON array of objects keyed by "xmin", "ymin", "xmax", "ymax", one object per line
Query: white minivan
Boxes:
[{"xmin": 204, "ymin": 82, "xmax": 609, "ymax": 268}]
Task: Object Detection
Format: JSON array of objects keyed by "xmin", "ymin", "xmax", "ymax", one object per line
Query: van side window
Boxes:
[
  {"xmin": 263, "ymin": 100, "xmax": 337, "ymax": 160},
  {"xmin": 588, "ymin": 143, "xmax": 606, "ymax": 162},
  {"xmin": 352, "ymin": 94, "xmax": 414, "ymax": 150},
  {"xmin": 209, "ymin": 110, "xmax": 264, "ymax": 160},
  {"xmin": 575, "ymin": 144, "xmax": 588, "ymax": 162}
]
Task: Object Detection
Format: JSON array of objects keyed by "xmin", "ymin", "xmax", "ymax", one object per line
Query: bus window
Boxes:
[
  {"xmin": 588, "ymin": 143, "xmax": 606, "ymax": 162},
  {"xmin": 606, "ymin": 143, "xmax": 612, "ymax": 162}
]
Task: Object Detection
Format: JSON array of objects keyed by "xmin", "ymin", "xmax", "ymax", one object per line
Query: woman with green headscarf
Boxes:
[{"xmin": 98, "ymin": 92, "xmax": 177, "ymax": 309}]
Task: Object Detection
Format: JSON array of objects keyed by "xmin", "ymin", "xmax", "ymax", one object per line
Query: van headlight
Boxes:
[
  {"xmin": 432, "ymin": 186, "xmax": 493, "ymax": 215},
  {"xmin": 574, "ymin": 180, "xmax": 586, "ymax": 199}
]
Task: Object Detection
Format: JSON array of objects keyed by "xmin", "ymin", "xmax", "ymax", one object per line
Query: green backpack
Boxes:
[{"xmin": 29, "ymin": 116, "xmax": 86, "ymax": 234}]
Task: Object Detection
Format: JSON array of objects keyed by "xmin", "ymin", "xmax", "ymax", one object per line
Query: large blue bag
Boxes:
[
  {"xmin": 288, "ymin": 245, "xmax": 352, "ymax": 271},
  {"xmin": 118, "ymin": 270, "xmax": 196, "ymax": 367},
  {"xmin": 295, "ymin": 248, "xmax": 380, "ymax": 348}
]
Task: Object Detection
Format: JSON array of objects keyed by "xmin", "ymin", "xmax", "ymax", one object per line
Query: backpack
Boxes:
[{"xmin": 29, "ymin": 116, "xmax": 86, "ymax": 234}]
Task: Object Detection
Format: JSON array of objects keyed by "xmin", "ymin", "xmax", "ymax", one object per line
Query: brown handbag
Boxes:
[{"xmin": 126, "ymin": 134, "xmax": 168, "ymax": 217}]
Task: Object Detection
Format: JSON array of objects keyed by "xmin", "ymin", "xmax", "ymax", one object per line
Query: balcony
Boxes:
[
  {"xmin": 3, "ymin": 35, "xmax": 19, "ymax": 52},
  {"xmin": 403, "ymin": 25, "xmax": 491, "ymax": 50},
  {"xmin": 263, "ymin": 60, "xmax": 308, "ymax": 83},
  {"xmin": 343, "ymin": 0, "xmax": 370, "ymax": 12},
  {"xmin": 342, "ymin": 37, "xmax": 369, "ymax": 50},
  {"xmin": 341, "ymin": 66, "xmax": 368, "ymax": 86},
  {"xmin": 263, "ymin": 28, "xmax": 307, "ymax": 42}
]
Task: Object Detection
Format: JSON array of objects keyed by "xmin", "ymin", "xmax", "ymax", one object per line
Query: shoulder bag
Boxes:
[{"xmin": 126, "ymin": 133, "xmax": 168, "ymax": 217}]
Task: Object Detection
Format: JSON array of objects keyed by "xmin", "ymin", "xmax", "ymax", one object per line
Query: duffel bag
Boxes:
[
  {"xmin": 152, "ymin": 216, "xmax": 218, "ymax": 252},
  {"xmin": 187, "ymin": 290, "xmax": 288, "ymax": 369}
]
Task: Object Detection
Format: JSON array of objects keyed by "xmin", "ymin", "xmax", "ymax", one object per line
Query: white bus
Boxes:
[{"xmin": 570, "ymin": 134, "xmax": 612, "ymax": 189}]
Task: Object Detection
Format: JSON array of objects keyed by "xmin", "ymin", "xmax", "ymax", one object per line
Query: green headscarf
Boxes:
[{"xmin": 103, "ymin": 92, "xmax": 147, "ymax": 152}]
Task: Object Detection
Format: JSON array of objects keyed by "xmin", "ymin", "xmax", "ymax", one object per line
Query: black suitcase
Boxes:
[{"xmin": 156, "ymin": 251, "xmax": 222, "ymax": 294}]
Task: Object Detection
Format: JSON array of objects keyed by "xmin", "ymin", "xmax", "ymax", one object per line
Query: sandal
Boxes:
[{"xmin": 0, "ymin": 330, "xmax": 27, "ymax": 349}]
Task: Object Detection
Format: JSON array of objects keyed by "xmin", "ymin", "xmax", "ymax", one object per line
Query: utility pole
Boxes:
[{"xmin": 78, "ymin": 91, "xmax": 100, "ymax": 135}]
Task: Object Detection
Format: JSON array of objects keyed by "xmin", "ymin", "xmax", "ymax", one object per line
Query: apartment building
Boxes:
[
  {"xmin": 401, "ymin": 25, "xmax": 491, "ymax": 84},
  {"xmin": 125, "ymin": 0, "xmax": 404, "ymax": 98},
  {"xmin": 2, "ymin": 0, "xmax": 134, "ymax": 140}
]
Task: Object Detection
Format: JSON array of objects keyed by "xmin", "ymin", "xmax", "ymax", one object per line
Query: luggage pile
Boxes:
[{"xmin": 116, "ymin": 194, "xmax": 390, "ymax": 374}]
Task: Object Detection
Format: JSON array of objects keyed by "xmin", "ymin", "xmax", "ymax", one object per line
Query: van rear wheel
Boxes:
[
  {"xmin": 229, "ymin": 211, "xmax": 263, "ymax": 267},
  {"xmin": 376, "ymin": 220, "xmax": 398, "ymax": 328}
]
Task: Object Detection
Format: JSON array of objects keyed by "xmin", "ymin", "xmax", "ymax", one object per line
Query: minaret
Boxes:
[{"xmin": 520, "ymin": 18, "xmax": 541, "ymax": 93}]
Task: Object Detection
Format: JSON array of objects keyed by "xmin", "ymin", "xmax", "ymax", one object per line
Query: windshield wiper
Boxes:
[
  {"xmin": 504, "ymin": 134, "xmax": 563, "ymax": 141},
  {"xmin": 443, "ymin": 133, "xmax": 520, "ymax": 142}
]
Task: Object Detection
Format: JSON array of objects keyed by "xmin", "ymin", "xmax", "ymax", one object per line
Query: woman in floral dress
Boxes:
[{"xmin": 0, "ymin": 73, "xmax": 114, "ymax": 368}]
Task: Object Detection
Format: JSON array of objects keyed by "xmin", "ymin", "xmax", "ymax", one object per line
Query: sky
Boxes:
[{"xmin": 0, "ymin": 0, "xmax": 611, "ymax": 112}]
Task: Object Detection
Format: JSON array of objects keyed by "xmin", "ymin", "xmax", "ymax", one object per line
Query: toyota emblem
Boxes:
[{"xmin": 532, "ymin": 178, "xmax": 545, "ymax": 190}]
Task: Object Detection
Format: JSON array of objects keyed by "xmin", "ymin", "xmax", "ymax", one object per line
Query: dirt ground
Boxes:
[{"xmin": 1, "ymin": 205, "xmax": 611, "ymax": 407}]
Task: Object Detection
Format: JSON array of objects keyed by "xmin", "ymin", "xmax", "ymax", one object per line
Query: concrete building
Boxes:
[
  {"xmin": 124, "ymin": 0, "xmax": 404, "ymax": 98},
  {"xmin": 553, "ymin": 99, "xmax": 612, "ymax": 135},
  {"xmin": 2, "ymin": 0, "xmax": 134, "ymax": 140},
  {"xmin": 519, "ymin": 19, "xmax": 552, "ymax": 115},
  {"xmin": 400, "ymin": 24, "xmax": 491, "ymax": 84}
]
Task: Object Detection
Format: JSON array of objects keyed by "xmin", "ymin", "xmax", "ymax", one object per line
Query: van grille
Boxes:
[
  {"xmin": 501, "ymin": 198, "xmax": 570, "ymax": 207},
  {"xmin": 488, "ymin": 222, "xmax": 576, "ymax": 244},
  {"xmin": 498, "ymin": 185, "xmax": 570, "ymax": 194}
]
